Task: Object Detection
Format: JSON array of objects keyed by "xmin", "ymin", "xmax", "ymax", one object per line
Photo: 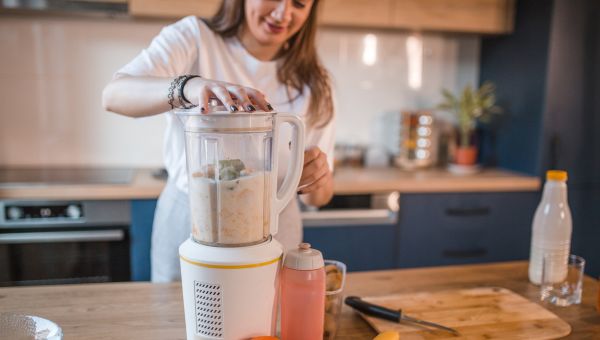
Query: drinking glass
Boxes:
[
  {"xmin": 540, "ymin": 254, "xmax": 585, "ymax": 306},
  {"xmin": 324, "ymin": 260, "xmax": 347, "ymax": 340}
]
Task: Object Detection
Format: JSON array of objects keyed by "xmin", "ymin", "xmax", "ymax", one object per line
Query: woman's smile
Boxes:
[{"xmin": 264, "ymin": 20, "xmax": 286, "ymax": 35}]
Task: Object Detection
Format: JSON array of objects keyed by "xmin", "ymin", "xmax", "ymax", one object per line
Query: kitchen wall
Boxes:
[{"xmin": 0, "ymin": 15, "xmax": 479, "ymax": 167}]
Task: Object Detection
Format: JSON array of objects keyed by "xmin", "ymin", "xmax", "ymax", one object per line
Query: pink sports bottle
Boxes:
[{"xmin": 281, "ymin": 243, "xmax": 326, "ymax": 340}]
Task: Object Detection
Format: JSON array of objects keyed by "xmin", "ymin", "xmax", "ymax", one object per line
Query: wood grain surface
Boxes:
[
  {"xmin": 0, "ymin": 262, "xmax": 598, "ymax": 339},
  {"xmin": 360, "ymin": 287, "xmax": 571, "ymax": 339},
  {"xmin": 0, "ymin": 168, "xmax": 540, "ymax": 200},
  {"xmin": 332, "ymin": 167, "xmax": 540, "ymax": 195}
]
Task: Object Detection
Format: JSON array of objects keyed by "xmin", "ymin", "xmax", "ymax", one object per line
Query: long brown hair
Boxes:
[{"xmin": 206, "ymin": 0, "xmax": 334, "ymax": 128}]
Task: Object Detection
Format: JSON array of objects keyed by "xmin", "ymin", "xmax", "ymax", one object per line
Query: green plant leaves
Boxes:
[{"xmin": 437, "ymin": 81, "xmax": 502, "ymax": 147}]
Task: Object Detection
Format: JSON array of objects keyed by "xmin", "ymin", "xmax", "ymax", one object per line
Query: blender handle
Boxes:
[{"xmin": 271, "ymin": 114, "xmax": 305, "ymax": 236}]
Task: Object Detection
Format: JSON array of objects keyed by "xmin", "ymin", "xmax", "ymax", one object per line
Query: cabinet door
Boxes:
[
  {"xmin": 304, "ymin": 224, "xmax": 398, "ymax": 272},
  {"xmin": 319, "ymin": 0, "xmax": 394, "ymax": 28},
  {"xmin": 130, "ymin": 199, "xmax": 157, "ymax": 281},
  {"xmin": 397, "ymin": 192, "xmax": 538, "ymax": 268},
  {"xmin": 129, "ymin": 0, "xmax": 221, "ymax": 18},
  {"xmin": 391, "ymin": 0, "xmax": 515, "ymax": 33}
]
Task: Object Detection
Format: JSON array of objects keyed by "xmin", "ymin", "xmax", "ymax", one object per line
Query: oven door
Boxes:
[{"xmin": 0, "ymin": 227, "xmax": 130, "ymax": 286}]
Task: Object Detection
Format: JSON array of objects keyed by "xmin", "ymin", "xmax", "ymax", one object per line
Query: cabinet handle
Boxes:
[
  {"xmin": 444, "ymin": 207, "xmax": 491, "ymax": 217},
  {"xmin": 442, "ymin": 248, "xmax": 487, "ymax": 258},
  {"xmin": 0, "ymin": 230, "xmax": 124, "ymax": 244}
]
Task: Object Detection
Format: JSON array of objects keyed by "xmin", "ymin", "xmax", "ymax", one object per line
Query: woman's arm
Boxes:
[
  {"xmin": 102, "ymin": 76, "xmax": 174, "ymax": 117},
  {"xmin": 298, "ymin": 146, "xmax": 334, "ymax": 207},
  {"xmin": 102, "ymin": 75, "xmax": 271, "ymax": 117}
]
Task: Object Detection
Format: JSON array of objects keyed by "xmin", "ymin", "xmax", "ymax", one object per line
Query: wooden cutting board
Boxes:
[{"xmin": 359, "ymin": 287, "xmax": 571, "ymax": 339}]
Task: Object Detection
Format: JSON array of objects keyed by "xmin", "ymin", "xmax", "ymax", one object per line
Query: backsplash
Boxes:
[{"xmin": 0, "ymin": 16, "xmax": 478, "ymax": 167}]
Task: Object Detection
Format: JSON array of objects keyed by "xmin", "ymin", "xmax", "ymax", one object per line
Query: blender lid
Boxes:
[
  {"xmin": 283, "ymin": 243, "xmax": 324, "ymax": 271},
  {"xmin": 173, "ymin": 106, "xmax": 274, "ymax": 132}
]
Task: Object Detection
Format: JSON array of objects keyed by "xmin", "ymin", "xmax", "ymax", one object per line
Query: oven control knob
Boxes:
[
  {"xmin": 66, "ymin": 205, "xmax": 82, "ymax": 219},
  {"xmin": 7, "ymin": 207, "xmax": 23, "ymax": 220}
]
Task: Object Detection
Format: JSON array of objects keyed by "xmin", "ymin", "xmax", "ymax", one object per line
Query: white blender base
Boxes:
[{"xmin": 179, "ymin": 237, "xmax": 283, "ymax": 340}]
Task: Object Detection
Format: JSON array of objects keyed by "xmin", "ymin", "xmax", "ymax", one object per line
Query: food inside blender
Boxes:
[{"xmin": 190, "ymin": 159, "xmax": 270, "ymax": 244}]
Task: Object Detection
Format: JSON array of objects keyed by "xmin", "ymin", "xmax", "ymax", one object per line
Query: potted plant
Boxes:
[{"xmin": 437, "ymin": 81, "xmax": 502, "ymax": 167}]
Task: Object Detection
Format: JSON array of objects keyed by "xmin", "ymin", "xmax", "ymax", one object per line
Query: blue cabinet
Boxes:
[
  {"xmin": 303, "ymin": 224, "xmax": 398, "ymax": 272},
  {"xmin": 304, "ymin": 191, "xmax": 540, "ymax": 272},
  {"xmin": 396, "ymin": 192, "xmax": 539, "ymax": 268},
  {"xmin": 130, "ymin": 199, "xmax": 157, "ymax": 281}
]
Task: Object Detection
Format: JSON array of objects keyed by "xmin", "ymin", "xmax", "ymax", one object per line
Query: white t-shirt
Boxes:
[{"xmin": 115, "ymin": 16, "xmax": 335, "ymax": 249}]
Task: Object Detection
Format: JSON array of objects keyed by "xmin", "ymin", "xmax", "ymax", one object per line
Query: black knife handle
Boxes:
[{"xmin": 344, "ymin": 296, "xmax": 401, "ymax": 322}]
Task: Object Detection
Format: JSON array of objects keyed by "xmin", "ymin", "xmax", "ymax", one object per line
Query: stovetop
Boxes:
[{"xmin": 0, "ymin": 168, "xmax": 134, "ymax": 186}]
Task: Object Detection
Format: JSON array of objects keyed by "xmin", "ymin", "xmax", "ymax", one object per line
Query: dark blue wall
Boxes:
[
  {"xmin": 479, "ymin": 0, "xmax": 554, "ymax": 175},
  {"xmin": 480, "ymin": 0, "xmax": 600, "ymax": 277}
]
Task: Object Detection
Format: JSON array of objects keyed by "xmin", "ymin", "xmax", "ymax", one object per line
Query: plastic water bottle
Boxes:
[
  {"xmin": 528, "ymin": 170, "xmax": 572, "ymax": 285},
  {"xmin": 281, "ymin": 243, "xmax": 325, "ymax": 340}
]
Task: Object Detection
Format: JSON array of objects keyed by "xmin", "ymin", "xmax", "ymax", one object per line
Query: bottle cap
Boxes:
[
  {"xmin": 546, "ymin": 170, "xmax": 568, "ymax": 182},
  {"xmin": 283, "ymin": 243, "xmax": 324, "ymax": 271}
]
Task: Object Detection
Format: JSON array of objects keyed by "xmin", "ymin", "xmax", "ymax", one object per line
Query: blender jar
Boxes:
[{"xmin": 175, "ymin": 106, "xmax": 304, "ymax": 247}]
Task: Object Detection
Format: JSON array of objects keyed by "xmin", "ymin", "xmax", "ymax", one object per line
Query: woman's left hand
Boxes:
[{"xmin": 298, "ymin": 146, "xmax": 333, "ymax": 207}]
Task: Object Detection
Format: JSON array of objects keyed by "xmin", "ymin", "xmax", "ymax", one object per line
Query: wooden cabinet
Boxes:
[
  {"xmin": 129, "ymin": 0, "xmax": 221, "ymax": 19},
  {"xmin": 317, "ymin": 0, "xmax": 394, "ymax": 29},
  {"xmin": 390, "ymin": 0, "xmax": 515, "ymax": 33},
  {"xmin": 129, "ymin": 0, "xmax": 515, "ymax": 34}
]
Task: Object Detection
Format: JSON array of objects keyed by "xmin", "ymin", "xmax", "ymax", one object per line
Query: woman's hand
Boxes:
[
  {"xmin": 298, "ymin": 146, "xmax": 334, "ymax": 207},
  {"xmin": 183, "ymin": 77, "xmax": 272, "ymax": 113}
]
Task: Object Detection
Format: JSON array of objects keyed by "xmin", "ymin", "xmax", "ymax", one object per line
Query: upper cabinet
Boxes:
[
  {"xmin": 129, "ymin": 0, "xmax": 515, "ymax": 35},
  {"xmin": 320, "ymin": 0, "xmax": 516, "ymax": 34},
  {"xmin": 129, "ymin": 0, "xmax": 221, "ymax": 19}
]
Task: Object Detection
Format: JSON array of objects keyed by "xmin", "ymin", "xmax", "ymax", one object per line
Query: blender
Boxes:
[{"xmin": 175, "ymin": 104, "xmax": 305, "ymax": 340}]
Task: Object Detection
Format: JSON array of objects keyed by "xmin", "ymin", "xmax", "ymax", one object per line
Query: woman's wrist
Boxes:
[{"xmin": 182, "ymin": 76, "xmax": 203, "ymax": 107}]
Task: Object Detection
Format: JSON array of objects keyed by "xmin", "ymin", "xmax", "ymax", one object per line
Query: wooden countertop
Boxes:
[
  {"xmin": 332, "ymin": 167, "xmax": 540, "ymax": 194},
  {"xmin": 0, "ymin": 167, "xmax": 540, "ymax": 201},
  {"xmin": 0, "ymin": 262, "xmax": 597, "ymax": 339}
]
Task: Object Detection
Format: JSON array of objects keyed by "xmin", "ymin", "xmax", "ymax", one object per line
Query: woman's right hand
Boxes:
[{"xmin": 183, "ymin": 77, "xmax": 272, "ymax": 113}]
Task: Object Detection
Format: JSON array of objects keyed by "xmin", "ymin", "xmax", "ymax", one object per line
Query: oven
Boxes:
[{"xmin": 0, "ymin": 200, "xmax": 131, "ymax": 287}]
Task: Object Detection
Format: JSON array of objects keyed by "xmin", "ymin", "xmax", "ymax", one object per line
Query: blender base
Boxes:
[{"xmin": 179, "ymin": 237, "xmax": 283, "ymax": 340}]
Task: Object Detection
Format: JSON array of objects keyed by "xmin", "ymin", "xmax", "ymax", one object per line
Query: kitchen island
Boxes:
[{"xmin": 0, "ymin": 261, "xmax": 598, "ymax": 339}]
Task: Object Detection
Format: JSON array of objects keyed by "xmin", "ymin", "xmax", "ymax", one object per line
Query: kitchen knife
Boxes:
[{"xmin": 344, "ymin": 296, "xmax": 460, "ymax": 336}]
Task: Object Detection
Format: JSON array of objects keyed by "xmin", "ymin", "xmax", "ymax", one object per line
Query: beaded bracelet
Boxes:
[{"xmin": 167, "ymin": 75, "xmax": 186, "ymax": 109}]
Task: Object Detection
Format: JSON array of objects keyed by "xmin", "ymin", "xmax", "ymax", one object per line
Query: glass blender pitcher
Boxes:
[
  {"xmin": 176, "ymin": 104, "xmax": 305, "ymax": 340},
  {"xmin": 176, "ymin": 105, "xmax": 304, "ymax": 246}
]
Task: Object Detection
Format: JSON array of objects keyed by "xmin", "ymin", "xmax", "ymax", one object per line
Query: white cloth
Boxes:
[{"xmin": 115, "ymin": 16, "xmax": 335, "ymax": 282}]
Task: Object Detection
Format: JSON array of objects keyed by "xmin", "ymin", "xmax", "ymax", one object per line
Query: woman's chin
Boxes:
[{"xmin": 257, "ymin": 34, "xmax": 287, "ymax": 48}]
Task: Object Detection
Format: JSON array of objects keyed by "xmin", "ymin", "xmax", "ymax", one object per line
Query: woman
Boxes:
[{"xmin": 103, "ymin": 0, "xmax": 335, "ymax": 282}]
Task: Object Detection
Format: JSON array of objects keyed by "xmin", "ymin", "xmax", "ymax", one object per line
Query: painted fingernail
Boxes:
[
  {"xmin": 266, "ymin": 103, "xmax": 274, "ymax": 111},
  {"xmin": 247, "ymin": 104, "xmax": 256, "ymax": 112},
  {"xmin": 230, "ymin": 105, "xmax": 238, "ymax": 112},
  {"xmin": 200, "ymin": 107, "xmax": 206, "ymax": 113}
]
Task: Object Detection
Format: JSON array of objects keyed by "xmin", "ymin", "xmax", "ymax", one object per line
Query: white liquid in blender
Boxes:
[{"xmin": 190, "ymin": 171, "xmax": 269, "ymax": 245}]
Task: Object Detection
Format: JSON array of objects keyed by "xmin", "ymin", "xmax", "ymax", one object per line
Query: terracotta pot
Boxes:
[{"xmin": 455, "ymin": 146, "xmax": 478, "ymax": 165}]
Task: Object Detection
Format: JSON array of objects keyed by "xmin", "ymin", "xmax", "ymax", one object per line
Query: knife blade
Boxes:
[{"xmin": 344, "ymin": 296, "xmax": 460, "ymax": 336}]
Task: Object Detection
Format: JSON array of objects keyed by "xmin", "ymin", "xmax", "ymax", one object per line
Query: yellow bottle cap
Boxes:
[{"xmin": 546, "ymin": 170, "xmax": 567, "ymax": 181}]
